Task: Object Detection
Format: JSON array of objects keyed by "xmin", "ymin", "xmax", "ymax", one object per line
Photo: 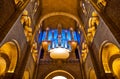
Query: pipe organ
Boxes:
[{"xmin": 38, "ymin": 27, "xmax": 80, "ymax": 59}]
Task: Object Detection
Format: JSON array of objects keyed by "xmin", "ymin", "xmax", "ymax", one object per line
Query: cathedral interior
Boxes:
[{"xmin": 0, "ymin": 0, "xmax": 120, "ymax": 79}]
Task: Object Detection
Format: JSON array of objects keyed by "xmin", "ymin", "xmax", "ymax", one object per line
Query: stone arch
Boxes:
[
  {"xmin": 0, "ymin": 40, "xmax": 20, "ymax": 75},
  {"xmin": 38, "ymin": 12, "xmax": 81, "ymax": 28},
  {"xmin": 44, "ymin": 70, "xmax": 75, "ymax": 79},
  {"xmin": 32, "ymin": 12, "xmax": 82, "ymax": 39},
  {"xmin": 32, "ymin": 12, "xmax": 87, "ymax": 45},
  {"xmin": 99, "ymin": 41, "xmax": 120, "ymax": 78}
]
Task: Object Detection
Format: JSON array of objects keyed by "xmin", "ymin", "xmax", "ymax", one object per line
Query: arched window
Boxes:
[
  {"xmin": 0, "ymin": 40, "xmax": 20, "ymax": 76},
  {"xmin": 100, "ymin": 42, "xmax": 120, "ymax": 78}
]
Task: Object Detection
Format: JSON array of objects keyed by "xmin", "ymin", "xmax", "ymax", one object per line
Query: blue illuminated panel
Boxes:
[
  {"xmin": 73, "ymin": 31, "xmax": 77, "ymax": 41},
  {"xmin": 52, "ymin": 40, "xmax": 55, "ymax": 48},
  {"xmin": 54, "ymin": 30, "xmax": 58, "ymax": 40},
  {"xmin": 61, "ymin": 30, "xmax": 66, "ymax": 40},
  {"xmin": 48, "ymin": 30, "xmax": 52, "ymax": 41},
  {"xmin": 67, "ymin": 30, "xmax": 71, "ymax": 41},
  {"xmin": 42, "ymin": 31, "xmax": 46, "ymax": 41},
  {"xmin": 48, "ymin": 39, "xmax": 71, "ymax": 51},
  {"xmin": 48, "ymin": 44, "xmax": 51, "ymax": 51},
  {"xmin": 38, "ymin": 29, "xmax": 80, "ymax": 42},
  {"xmin": 38, "ymin": 29, "xmax": 81, "ymax": 50},
  {"xmin": 77, "ymin": 32, "xmax": 80, "ymax": 44},
  {"xmin": 64, "ymin": 40, "xmax": 68, "ymax": 48},
  {"xmin": 61, "ymin": 39, "xmax": 64, "ymax": 48},
  {"xmin": 39, "ymin": 29, "xmax": 80, "ymax": 42},
  {"xmin": 38, "ymin": 31, "xmax": 43, "ymax": 43}
]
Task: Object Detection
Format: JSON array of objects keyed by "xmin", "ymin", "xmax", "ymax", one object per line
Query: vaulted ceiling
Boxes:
[{"xmin": 40, "ymin": 0, "xmax": 80, "ymax": 30}]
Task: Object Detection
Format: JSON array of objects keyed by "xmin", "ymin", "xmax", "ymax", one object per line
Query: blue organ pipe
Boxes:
[{"xmin": 39, "ymin": 29, "xmax": 80, "ymax": 51}]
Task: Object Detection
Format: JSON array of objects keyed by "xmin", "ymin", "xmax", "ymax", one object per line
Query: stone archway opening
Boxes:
[
  {"xmin": 45, "ymin": 70, "xmax": 75, "ymax": 79},
  {"xmin": 100, "ymin": 42, "xmax": 120, "ymax": 78},
  {"xmin": 0, "ymin": 40, "xmax": 20, "ymax": 76}
]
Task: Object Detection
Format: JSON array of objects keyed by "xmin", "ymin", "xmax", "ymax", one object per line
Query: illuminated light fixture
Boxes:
[
  {"xmin": 52, "ymin": 76, "xmax": 67, "ymax": 79},
  {"xmin": 49, "ymin": 48, "xmax": 70, "ymax": 59},
  {"xmin": 48, "ymin": 39, "xmax": 71, "ymax": 59}
]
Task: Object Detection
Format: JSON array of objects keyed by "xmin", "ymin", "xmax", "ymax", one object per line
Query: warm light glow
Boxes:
[
  {"xmin": 52, "ymin": 76, "xmax": 67, "ymax": 79},
  {"xmin": 89, "ymin": 69, "xmax": 97, "ymax": 79},
  {"xmin": 22, "ymin": 71, "xmax": 30, "ymax": 79},
  {"xmin": 49, "ymin": 47, "xmax": 70, "ymax": 54},
  {"xmin": 101, "ymin": 43, "xmax": 120, "ymax": 73},
  {"xmin": 0, "ymin": 57, "xmax": 7, "ymax": 75},
  {"xmin": 0, "ymin": 41, "xmax": 19, "ymax": 73},
  {"xmin": 49, "ymin": 47, "xmax": 70, "ymax": 59},
  {"xmin": 112, "ymin": 58, "xmax": 120, "ymax": 79}
]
